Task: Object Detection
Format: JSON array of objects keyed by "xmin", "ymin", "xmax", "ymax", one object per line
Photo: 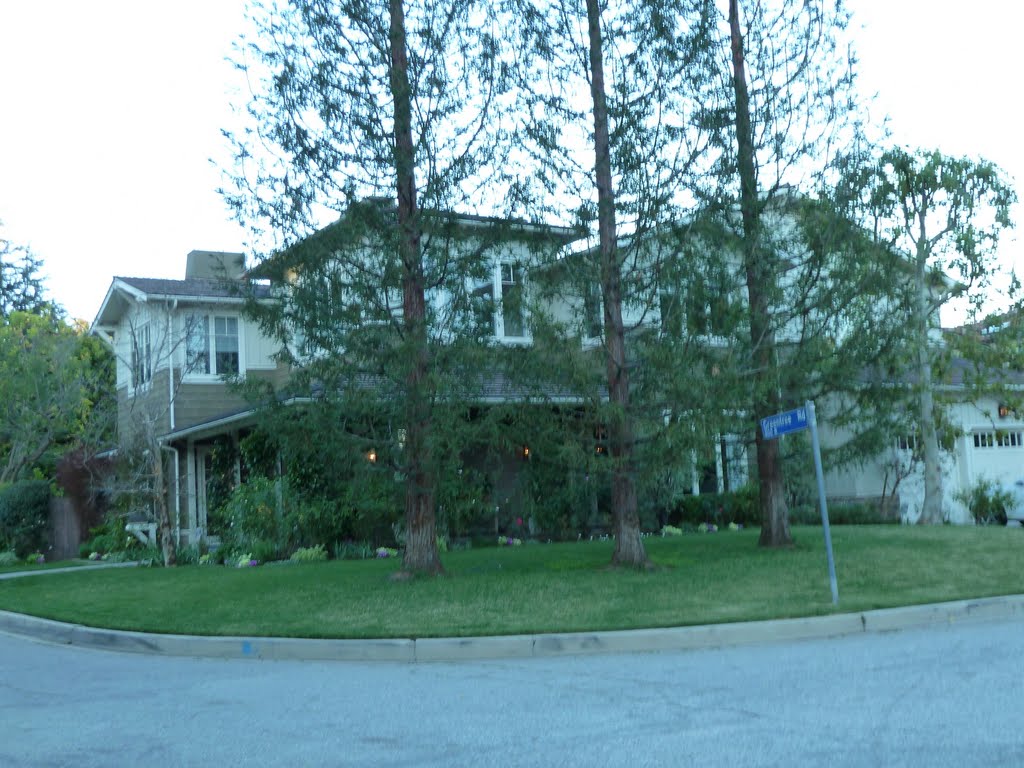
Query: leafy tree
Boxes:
[
  {"xmin": 224, "ymin": 0, "xmax": 511, "ymax": 575},
  {"xmin": 696, "ymin": 0, "xmax": 868, "ymax": 547},
  {"xmin": 1, "ymin": 225, "xmax": 51, "ymax": 318},
  {"xmin": 510, "ymin": 0, "xmax": 715, "ymax": 566},
  {"xmin": 0, "ymin": 311, "xmax": 112, "ymax": 484},
  {"xmin": 847, "ymin": 148, "xmax": 1016, "ymax": 523}
]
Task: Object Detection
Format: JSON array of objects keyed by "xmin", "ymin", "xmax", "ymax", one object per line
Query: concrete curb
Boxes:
[
  {"xmin": 3, "ymin": 593, "xmax": 1023, "ymax": 663},
  {"xmin": 0, "ymin": 561, "xmax": 141, "ymax": 580}
]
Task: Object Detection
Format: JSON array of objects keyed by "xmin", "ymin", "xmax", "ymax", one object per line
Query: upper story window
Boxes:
[
  {"xmin": 661, "ymin": 266, "xmax": 739, "ymax": 339},
  {"xmin": 500, "ymin": 263, "xmax": 525, "ymax": 338},
  {"xmin": 470, "ymin": 261, "xmax": 529, "ymax": 340},
  {"xmin": 186, "ymin": 314, "xmax": 240, "ymax": 377},
  {"xmin": 131, "ymin": 323, "xmax": 152, "ymax": 390}
]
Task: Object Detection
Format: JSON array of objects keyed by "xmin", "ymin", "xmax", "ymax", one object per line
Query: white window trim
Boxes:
[
  {"xmin": 183, "ymin": 313, "xmax": 244, "ymax": 381},
  {"xmin": 496, "ymin": 261, "xmax": 530, "ymax": 343}
]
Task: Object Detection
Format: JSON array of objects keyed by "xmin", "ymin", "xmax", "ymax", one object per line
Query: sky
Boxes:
[{"xmin": 0, "ymin": 1, "xmax": 1020, "ymax": 324}]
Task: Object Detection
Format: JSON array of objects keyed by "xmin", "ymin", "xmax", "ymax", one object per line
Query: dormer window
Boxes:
[{"xmin": 186, "ymin": 314, "xmax": 240, "ymax": 376}]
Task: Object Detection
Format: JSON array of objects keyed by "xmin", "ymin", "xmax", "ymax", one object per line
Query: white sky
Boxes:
[{"xmin": 0, "ymin": 1, "xmax": 1020, "ymax": 324}]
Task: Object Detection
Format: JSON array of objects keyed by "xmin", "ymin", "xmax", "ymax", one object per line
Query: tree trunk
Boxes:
[
  {"xmin": 913, "ymin": 236, "xmax": 944, "ymax": 524},
  {"xmin": 391, "ymin": 0, "xmax": 441, "ymax": 575},
  {"xmin": 728, "ymin": 0, "xmax": 791, "ymax": 547},
  {"xmin": 151, "ymin": 444, "xmax": 177, "ymax": 566},
  {"xmin": 585, "ymin": 0, "xmax": 648, "ymax": 568}
]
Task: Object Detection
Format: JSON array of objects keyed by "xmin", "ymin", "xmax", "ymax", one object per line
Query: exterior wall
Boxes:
[
  {"xmin": 172, "ymin": 366, "xmax": 288, "ymax": 431},
  {"xmin": 115, "ymin": 368, "xmax": 174, "ymax": 442}
]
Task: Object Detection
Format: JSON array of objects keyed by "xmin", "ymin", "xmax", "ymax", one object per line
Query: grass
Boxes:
[{"xmin": 0, "ymin": 526, "xmax": 1022, "ymax": 639}]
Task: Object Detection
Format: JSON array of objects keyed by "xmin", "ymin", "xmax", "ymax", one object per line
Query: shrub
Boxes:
[
  {"xmin": 956, "ymin": 479, "xmax": 1015, "ymax": 526},
  {"xmin": 176, "ymin": 545, "xmax": 202, "ymax": 565},
  {"xmin": 81, "ymin": 514, "xmax": 138, "ymax": 557},
  {"xmin": 0, "ymin": 550, "xmax": 19, "ymax": 566},
  {"xmin": 291, "ymin": 544, "xmax": 328, "ymax": 563},
  {"xmin": 217, "ymin": 477, "xmax": 356, "ymax": 561},
  {"xmin": 788, "ymin": 502, "xmax": 898, "ymax": 526},
  {"xmin": 667, "ymin": 486, "xmax": 760, "ymax": 529},
  {"xmin": 0, "ymin": 480, "xmax": 51, "ymax": 558},
  {"xmin": 333, "ymin": 540, "xmax": 374, "ymax": 560}
]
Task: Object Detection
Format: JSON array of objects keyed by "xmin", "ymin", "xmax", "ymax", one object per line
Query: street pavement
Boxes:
[{"xmin": 3, "ymin": 615, "xmax": 1024, "ymax": 767}]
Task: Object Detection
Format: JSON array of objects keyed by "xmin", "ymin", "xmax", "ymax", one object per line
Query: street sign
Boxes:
[
  {"xmin": 760, "ymin": 401, "xmax": 839, "ymax": 605},
  {"xmin": 759, "ymin": 406, "xmax": 808, "ymax": 440}
]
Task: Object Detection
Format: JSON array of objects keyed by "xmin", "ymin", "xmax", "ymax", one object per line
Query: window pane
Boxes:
[
  {"xmin": 471, "ymin": 280, "xmax": 495, "ymax": 336},
  {"xmin": 214, "ymin": 316, "xmax": 239, "ymax": 375},
  {"xmin": 502, "ymin": 278, "xmax": 525, "ymax": 337},
  {"xmin": 186, "ymin": 315, "xmax": 210, "ymax": 374}
]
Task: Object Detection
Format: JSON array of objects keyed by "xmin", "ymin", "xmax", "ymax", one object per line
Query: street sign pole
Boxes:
[{"xmin": 806, "ymin": 400, "xmax": 839, "ymax": 605}]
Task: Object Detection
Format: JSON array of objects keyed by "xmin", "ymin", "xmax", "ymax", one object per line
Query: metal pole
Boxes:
[{"xmin": 806, "ymin": 400, "xmax": 839, "ymax": 605}]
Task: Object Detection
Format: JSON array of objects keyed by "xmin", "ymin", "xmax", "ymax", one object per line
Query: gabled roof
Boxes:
[
  {"xmin": 115, "ymin": 276, "xmax": 254, "ymax": 300},
  {"xmin": 91, "ymin": 276, "xmax": 271, "ymax": 333}
]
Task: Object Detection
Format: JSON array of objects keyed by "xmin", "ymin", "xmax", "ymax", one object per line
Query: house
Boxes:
[
  {"xmin": 89, "ymin": 205, "xmax": 1018, "ymax": 551},
  {"xmin": 823, "ymin": 348, "xmax": 1024, "ymax": 524},
  {"xmin": 91, "ymin": 250, "xmax": 287, "ymax": 545}
]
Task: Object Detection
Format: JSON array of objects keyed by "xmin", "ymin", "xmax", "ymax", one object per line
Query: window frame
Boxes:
[{"xmin": 184, "ymin": 313, "xmax": 242, "ymax": 379}]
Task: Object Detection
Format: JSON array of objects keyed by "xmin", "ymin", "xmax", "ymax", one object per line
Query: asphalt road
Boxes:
[{"xmin": 3, "ymin": 617, "xmax": 1023, "ymax": 767}]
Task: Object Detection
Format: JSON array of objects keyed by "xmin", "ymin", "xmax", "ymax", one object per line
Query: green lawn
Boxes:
[{"xmin": 1, "ymin": 526, "xmax": 1022, "ymax": 639}]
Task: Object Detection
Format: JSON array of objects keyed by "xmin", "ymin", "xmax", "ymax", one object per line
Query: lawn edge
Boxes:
[{"xmin": 4, "ymin": 593, "xmax": 1023, "ymax": 662}]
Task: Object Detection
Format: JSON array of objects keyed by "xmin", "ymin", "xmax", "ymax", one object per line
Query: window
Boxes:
[
  {"xmin": 501, "ymin": 262, "xmax": 525, "ymax": 337},
  {"xmin": 131, "ymin": 323, "xmax": 152, "ymax": 389},
  {"xmin": 682, "ymin": 268, "xmax": 737, "ymax": 338},
  {"xmin": 973, "ymin": 431, "xmax": 1024, "ymax": 448},
  {"xmin": 186, "ymin": 314, "xmax": 239, "ymax": 376},
  {"xmin": 896, "ymin": 434, "xmax": 918, "ymax": 452},
  {"xmin": 470, "ymin": 262, "xmax": 528, "ymax": 339},
  {"xmin": 659, "ymin": 291, "xmax": 683, "ymax": 339},
  {"xmin": 584, "ymin": 283, "xmax": 603, "ymax": 339}
]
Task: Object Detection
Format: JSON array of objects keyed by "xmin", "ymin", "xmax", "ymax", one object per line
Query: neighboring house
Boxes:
[
  {"xmin": 91, "ymin": 250, "xmax": 287, "ymax": 545},
  {"xmin": 824, "ymin": 355, "xmax": 1024, "ymax": 524}
]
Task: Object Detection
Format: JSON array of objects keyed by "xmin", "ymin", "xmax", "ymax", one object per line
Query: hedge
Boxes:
[{"xmin": 0, "ymin": 480, "xmax": 51, "ymax": 557}]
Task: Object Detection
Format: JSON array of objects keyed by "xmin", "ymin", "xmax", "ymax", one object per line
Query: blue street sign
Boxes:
[{"xmin": 760, "ymin": 406, "xmax": 809, "ymax": 440}]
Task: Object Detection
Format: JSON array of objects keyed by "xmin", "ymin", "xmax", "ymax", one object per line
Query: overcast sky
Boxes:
[{"xmin": 0, "ymin": 1, "xmax": 1019, "ymax": 323}]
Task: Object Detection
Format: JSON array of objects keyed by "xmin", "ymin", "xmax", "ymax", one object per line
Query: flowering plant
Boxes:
[
  {"xmin": 697, "ymin": 522, "xmax": 718, "ymax": 533},
  {"xmin": 88, "ymin": 551, "xmax": 102, "ymax": 561},
  {"xmin": 236, "ymin": 553, "xmax": 259, "ymax": 568},
  {"xmin": 199, "ymin": 553, "xmax": 215, "ymax": 565},
  {"xmin": 498, "ymin": 537, "xmax": 522, "ymax": 546},
  {"xmin": 376, "ymin": 547, "xmax": 399, "ymax": 558},
  {"xmin": 26, "ymin": 553, "xmax": 45, "ymax": 565},
  {"xmin": 660, "ymin": 525, "xmax": 683, "ymax": 537},
  {"xmin": 728, "ymin": 522, "xmax": 742, "ymax": 531}
]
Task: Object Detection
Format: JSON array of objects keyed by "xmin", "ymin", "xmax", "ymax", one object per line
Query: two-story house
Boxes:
[
  {"xmin": 92, "ymin": 250, "xmax": 287, "ymax": 545},
  {"xmin": 90, "ymin": 205, "xmax": 1020, "ymax": 550}
]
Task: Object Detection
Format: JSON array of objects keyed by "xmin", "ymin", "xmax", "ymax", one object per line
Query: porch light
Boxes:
[
  {"xmin": 521, "ymin": 445, "xmax": 531, "ymax": 460},
  {"xmin": 367, "ymin": 449, "xmax": 378, "ymax": 463}
]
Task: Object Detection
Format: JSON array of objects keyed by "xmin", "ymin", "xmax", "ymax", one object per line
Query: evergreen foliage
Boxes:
[{"xmin": 0, "ymin": 479, "xmax": 51, "ymax": 558}]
